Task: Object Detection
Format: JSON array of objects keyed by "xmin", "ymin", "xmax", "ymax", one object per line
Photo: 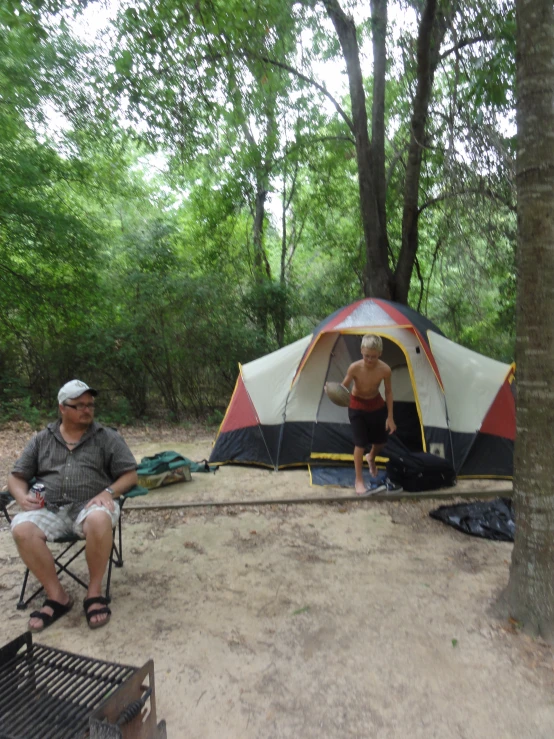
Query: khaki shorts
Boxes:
[{"xmin": 11, "ymin": 503, "xmax": 120, "ymax": 542}]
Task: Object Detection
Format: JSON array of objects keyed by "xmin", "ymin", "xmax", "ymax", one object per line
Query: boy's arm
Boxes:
[
  {"xmin": 325, "ymin": 363, "xmax": 355, "ymax": 396},
  {"xmin": 341, "ymin": 363, "xmax": 356, "ymax": 390},
  {"xmin": 383, "ymin": 369, "xmax": 396, "ymax": 433}
]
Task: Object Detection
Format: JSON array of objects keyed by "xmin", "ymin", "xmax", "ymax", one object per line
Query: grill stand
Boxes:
[
  {"xmin": 0, "ymin": 633, "xmax": 167, "ymax": 739},
  {"xmin": 89, "ymin": 661, "xmax": 167, "ymax": 739}
]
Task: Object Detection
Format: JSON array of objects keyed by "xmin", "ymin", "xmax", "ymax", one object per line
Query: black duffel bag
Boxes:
[{"xmin": 385, "ymin": 438, "xmax": 456, "ymax": 492}]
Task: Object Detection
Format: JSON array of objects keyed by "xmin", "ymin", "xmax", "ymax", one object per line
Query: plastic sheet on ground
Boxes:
[
  {"xmin": 429, "ymin": 497, "xmax": 514, "ymax": 542},
  {"xmin": 309, "ymin": 466, "xmax": 387, "ymax": 488}
]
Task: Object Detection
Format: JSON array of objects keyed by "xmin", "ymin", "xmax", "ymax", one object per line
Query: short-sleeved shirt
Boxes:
[{"xmin": 11, "ymin": 420, "xmax": 137, "ymax": 510}]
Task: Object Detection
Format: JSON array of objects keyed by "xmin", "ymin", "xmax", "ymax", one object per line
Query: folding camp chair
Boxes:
[{"xmin": 15, "ymin": 485, "xmax": 148, "ymax": 610}]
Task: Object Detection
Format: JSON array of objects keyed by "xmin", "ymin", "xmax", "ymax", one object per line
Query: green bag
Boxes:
[{"xmin": 136, "ymin": 451, "xmax": 216, "ymax": 490}]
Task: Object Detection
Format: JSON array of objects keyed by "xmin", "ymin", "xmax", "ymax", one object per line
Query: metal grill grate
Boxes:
[{"xmin": 0, "ymin": 633, "xmax": 137, "ymax": 739}]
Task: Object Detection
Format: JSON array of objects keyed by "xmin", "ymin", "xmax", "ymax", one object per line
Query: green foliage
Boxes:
[
  {"xmin": 0, "ymin": 372, "xmax": 42, "ymax": 427},
  {"xmin": 97, "ymin": 397, "xmax": 134, "ymax": 428},
  {"xmin": 0, "ymin": 0, "xmax": 518, "ymax": 427},
  {"xmin": 206, "ymin": 409, "xmax": 224, "ymax": 427}
]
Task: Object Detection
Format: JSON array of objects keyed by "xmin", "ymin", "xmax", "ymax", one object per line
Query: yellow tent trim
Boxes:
[
  {"xmin": 310, "ymin": 452, "xmax": 389, "ymax": 465},
  {"xmin": 211, "ymin": 363, "xmax": 244, "ymax": 446},
  {"xmin": 369, "ymin": 330, "xmax": 429, "ymax": 452}
]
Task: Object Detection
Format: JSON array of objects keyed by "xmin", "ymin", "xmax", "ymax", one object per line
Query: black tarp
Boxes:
[{"xmin": 429, "ymin": 498, "xmax": 515, "ymax": 541}]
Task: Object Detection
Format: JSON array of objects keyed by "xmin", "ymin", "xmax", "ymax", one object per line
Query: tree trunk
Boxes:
[
  {"xmin": 394, "ymin": 0, "xmax": 455, "ymax": 304},
  {"xmin": 323, "ymin": 0, "xmax": 392, "ymax": 298},
  {"xmin": 252, "ymin": 185, "xmax": 268, "ymax": 277},
  {"xmin": 504, "ymin": 0, "xmax": 554, "ymax": 640},
  {"xmin": 370, "ymin": 0, "xmax": 390, "ymax": 263}
]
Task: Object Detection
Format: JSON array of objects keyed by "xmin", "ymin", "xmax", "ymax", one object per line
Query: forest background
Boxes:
[{"xmin": 0, "ymin": 0, "xmax": 515, "ymax": 426}]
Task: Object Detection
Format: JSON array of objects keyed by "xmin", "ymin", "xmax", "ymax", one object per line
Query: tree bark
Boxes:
[
  {"xmin": 323, "ymin": 0, "xmax": 392, "ymax": 298},
  {"xmin": 504, "ymin": 0, "xmax": 554, "ymax": 640},
  {"xmin": 394, "ymin": 0, "xmax": 456, "ymax": 304},
  {"xmin": 370, "ymin": 0, "xmax": 390, "ymax": 263}
]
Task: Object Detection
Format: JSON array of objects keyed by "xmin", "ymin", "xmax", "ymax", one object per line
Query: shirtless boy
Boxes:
[{"xmin": 341, "ymin": 334, "xmax": 396, "ymax": 494}]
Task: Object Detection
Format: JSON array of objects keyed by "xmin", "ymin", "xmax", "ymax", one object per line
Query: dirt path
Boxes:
[{"xmin": 1, "ymin": 424, "xmax": 553, "ymax": 738}]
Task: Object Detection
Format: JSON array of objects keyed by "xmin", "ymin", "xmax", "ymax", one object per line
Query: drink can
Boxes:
[{"xmin": 29, "ymin": 483, "xmax": 45, "ymax": 508}]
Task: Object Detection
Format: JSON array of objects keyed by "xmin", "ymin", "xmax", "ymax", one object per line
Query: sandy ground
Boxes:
[{"xmin": 1, "ymin": 423, "xmax": 553, "ymax": 738}]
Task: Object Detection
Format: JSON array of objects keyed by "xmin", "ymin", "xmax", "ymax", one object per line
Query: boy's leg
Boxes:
[
  {"xmin": 366, "ymin": 443, "xmax": 385, "ymax": 478},
  {"xmin": 365, "ymin": 405, "xmax": 388, "ymax": 477},
  {"xmin": 354, "ymin": 446, "xmax": 367, "ymax": 494},
  {"xmin": 349, "ymin": 409, "xmax": 370, "ymax": 494}
]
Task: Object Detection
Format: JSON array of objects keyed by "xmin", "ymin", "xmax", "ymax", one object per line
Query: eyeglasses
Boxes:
[{"xmin": 63, "ymin": 402, "xmax": 96, "ymax": 411}]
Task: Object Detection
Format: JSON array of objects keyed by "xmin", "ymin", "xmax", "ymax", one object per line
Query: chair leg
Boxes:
[
  {"xmin": 113, "ymin": 498, "xmax": 126, "ymax": 568},
  {"xmin": 117, "ymin": 513, "xmax": 124, "ymax": 567},
  {"xmin": 104, "ymin": 530, "xmax": 117, "ymax": 604},
  {"xmin": 16, "ymin": 569, "xmax": 31, "ymax": 610},
  {"xmin": 16, "ymin": 515, "xmax": 125, "ymax": 610},
  {"xmin": 17, "ymin": 542, "xmax": 88, "ymax": 609}
]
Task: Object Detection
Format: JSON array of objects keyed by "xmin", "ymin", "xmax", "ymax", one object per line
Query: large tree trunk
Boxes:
[
  {"xmin": 242, "ymin": 109, "xmax": 275, "ymax": 335},
  {"xmin": 252, "ymin": 186, "xmax": 268, "ymax": 275},
  {"xmin": 394, "ymin": 0, "xmax": 455, "ymax": 304},
  {"xmin": 504, "ymin": 0, "xmax": 554, "ymax": 640},
  {"xmin": 370, "ymin": 0, "xmax": 389, "ymax": 262},
  {"xmin": 323, "ymin": 0, "xmax": 392, "ymax": 298}
]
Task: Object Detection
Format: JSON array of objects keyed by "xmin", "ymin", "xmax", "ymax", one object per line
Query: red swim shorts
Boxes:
[{"xmin": 348, "ymin": 394, "xmax": 387, "ymax": 448}]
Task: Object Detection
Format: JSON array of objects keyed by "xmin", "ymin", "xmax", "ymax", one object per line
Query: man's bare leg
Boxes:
[
  {"xmin": 82, "ymin": 512, "xmax": 114, "ymax": 627},
  {"xmin": 12, "ymin": 522, "xmax": 71, "ymax": 630},
  {"xmin": 354, "ymin": 446, "xmax": 367, "ymax": 494},
  {"xmin": 366, "ymin": 443, "xmax": 385, "ymax": 478}
]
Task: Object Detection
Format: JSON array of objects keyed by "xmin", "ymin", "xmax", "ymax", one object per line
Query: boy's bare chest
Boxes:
[{"xmin": 355, "ymin": 367, "xmax": 384, "ymax": 387}]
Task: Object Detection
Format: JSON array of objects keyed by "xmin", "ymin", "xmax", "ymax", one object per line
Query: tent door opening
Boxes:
[{"xmin": 314, "ymin": 333, "xmax": 424, "ymax": 456}]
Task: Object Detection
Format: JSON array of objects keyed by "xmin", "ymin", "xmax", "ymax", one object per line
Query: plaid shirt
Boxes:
[{"xmin": 12, "ymin": 420, "xmax": 137, "ymax": 507}]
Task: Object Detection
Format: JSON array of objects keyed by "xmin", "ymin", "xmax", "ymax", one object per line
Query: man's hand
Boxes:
[
  {"xmin": 85, "ymin": 489, "xmax": 115, "ymax": 512},
  {"xmin": 8, "ymin": 473, "xmax": 41, "ymax": 511},
  {"xmin": 386, "ymin": 417, "xmax": 397, "ymax": 434},
  {"xmin": 19, "ymin": 493, "xmax": 45, "ymax": 512}
]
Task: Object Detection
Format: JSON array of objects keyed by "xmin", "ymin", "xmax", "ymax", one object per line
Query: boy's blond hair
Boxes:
[{"xmin": 361, "ymin": 334, "xmax": 383, "ymax": 353}]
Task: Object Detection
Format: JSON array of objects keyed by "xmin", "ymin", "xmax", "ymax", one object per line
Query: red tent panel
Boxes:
[
  {"xmin": 480, "ymin": 378, "xmax": 516, "ymax": 441},
  {"xmin": 219, "ymin": 375, "xmax": 259, "ymax": 433}
]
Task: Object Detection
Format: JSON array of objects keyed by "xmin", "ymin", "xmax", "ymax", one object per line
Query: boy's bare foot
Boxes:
[{"xmin": 355, "ymin": 481, "xmax": 367, "ymax": 495}]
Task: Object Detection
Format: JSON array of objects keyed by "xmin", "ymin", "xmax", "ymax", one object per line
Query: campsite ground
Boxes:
[{"xmin": 1, "ymin": 421, "xmax": 553, "ymax": 739}]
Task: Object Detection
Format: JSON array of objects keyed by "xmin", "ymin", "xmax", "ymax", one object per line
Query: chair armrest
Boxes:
[
  {"xmin": 0, "ymin": 491, "xmax": 15, "ymax": 523},
  {"xmin": 118, "ymin": 485, "xmax": 149, "ymax": 511}
]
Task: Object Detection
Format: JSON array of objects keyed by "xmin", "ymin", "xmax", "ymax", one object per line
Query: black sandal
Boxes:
[
  {"xmin": 83, "ymin": 596, "xmax": 111, "ymax": 630},
  {"xmin": 29, "ymin": 596, "xmax": 74, "ymax": 632}
]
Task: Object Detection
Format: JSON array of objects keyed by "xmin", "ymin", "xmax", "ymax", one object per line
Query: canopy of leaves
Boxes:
[{"xmin": 0, "ymin": 0, "xmax": 517, "ymax": 422}]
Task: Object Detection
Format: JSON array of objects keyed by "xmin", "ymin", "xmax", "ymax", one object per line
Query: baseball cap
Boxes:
[{"xmin": 58, "ymin": 380, "xmax": 98, "ymax": 405}]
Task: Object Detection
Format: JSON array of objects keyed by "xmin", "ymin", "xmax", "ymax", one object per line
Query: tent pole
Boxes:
[
  {"xmin": 275, "ymin": 421, "xmax": 285, "ymax": 472},
  {"xmin": 275, "ymin": 380, "xmax": 295, "ymax": 471}
]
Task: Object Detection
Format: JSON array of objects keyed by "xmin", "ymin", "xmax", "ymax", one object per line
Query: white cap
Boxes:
[{"xmin": 58, "ymin": 380, "xmax": 98, "ymax": 405}]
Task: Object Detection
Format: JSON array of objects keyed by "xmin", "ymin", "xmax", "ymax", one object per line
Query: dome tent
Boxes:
[{"xmin": 209, "ymin": 298, "xmax": 515, "ymax": 478}]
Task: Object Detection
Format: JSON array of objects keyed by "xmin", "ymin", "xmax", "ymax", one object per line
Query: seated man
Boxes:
[{"xmin": 8, "ymin": 380, "xmax": 138, "ymax": 631}]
